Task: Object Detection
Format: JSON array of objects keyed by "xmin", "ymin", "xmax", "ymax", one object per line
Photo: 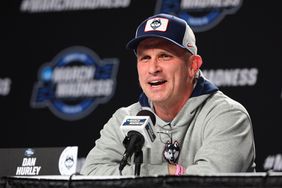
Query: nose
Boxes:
[{"xmin": 148, "ymin": 58, "xmax": 161, "ymax": 75}]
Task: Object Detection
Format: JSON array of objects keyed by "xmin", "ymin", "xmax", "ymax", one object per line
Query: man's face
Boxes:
[{"xmin": 136, "ymin": 38, "xmax": 193, "ymax": 107}]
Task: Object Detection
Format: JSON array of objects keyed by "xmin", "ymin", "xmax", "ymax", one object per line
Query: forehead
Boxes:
[{"xmin": 137, "ymin": 38, "xmax": 187, "ymax": 55}]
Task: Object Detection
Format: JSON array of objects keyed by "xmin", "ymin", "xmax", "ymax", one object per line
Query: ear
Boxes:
[{"xmin": 188, "ymin": 55, "xmax": 202, "ymax": 77}]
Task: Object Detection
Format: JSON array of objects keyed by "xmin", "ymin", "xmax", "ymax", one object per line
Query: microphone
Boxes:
[{"xmin": 119, "ymin": 109, "xmax": 156, "ymax": 173}]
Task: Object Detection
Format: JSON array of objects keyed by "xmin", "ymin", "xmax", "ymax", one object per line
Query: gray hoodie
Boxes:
[{"xmin": 81, "ymin": 73, "xmax": 256, "ymax": 176}]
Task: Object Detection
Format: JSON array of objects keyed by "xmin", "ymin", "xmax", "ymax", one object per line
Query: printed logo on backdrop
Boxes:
[
  {"xmin": 20, "ymin": 0, "xmax": 131, "ymax": 13},
  {"xmin": 264, "ymin": 154, "xmax": 282, "ymax": 172},
  {"xmin": 155, "ymin": 0, "xmax": 243, "ymax": 32},
  {"xmin": 202, "ymin": 68, "xmax": 258, "ymax": 87},
  {"xmin": 31, "ymin": 46, "xmax": 119, "ymax": 121},
  {"xmin": 0, "ymin": 78, "xmax": 11, "ymax": 96}
]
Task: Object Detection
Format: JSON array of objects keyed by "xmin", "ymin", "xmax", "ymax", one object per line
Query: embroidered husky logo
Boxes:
[{"xmin": 163, "ymin": 141, "xmax": 180, "ymax": 164}]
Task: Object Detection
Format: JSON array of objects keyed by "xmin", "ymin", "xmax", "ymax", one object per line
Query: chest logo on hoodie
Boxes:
[{"xmin": 163, "ymin": 140, "xmax": 180, "ymax": 164}]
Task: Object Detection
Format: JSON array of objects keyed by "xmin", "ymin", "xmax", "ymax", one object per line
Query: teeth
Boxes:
[
  {"xmin": 149, "ymin": 80, "xmax": 166, "ymax": 85},
  {"xmin": 151, "ymin": 80, "xmax": 161, "ymax": 84}
]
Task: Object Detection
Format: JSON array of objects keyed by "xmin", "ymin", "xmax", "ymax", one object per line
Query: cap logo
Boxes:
[{"xmin": 144, "ymin": 17, "xmax": 168, "ymax": 32}]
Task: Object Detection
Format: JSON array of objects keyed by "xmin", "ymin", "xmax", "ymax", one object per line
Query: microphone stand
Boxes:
[
  {"xmin": 119, "ymin": 131, "xmax": 144, "ymax": 176},
  {"xmin": 133, "ymin": 149, "xmax": 143, "ymax": 176}
]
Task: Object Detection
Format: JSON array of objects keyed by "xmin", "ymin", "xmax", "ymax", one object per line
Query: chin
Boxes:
[{"xmin": 148, "ymin": 96, "xmax": 167, "ymax": 104}]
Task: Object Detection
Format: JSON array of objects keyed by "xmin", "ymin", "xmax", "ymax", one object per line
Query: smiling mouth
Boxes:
[{"xmin": 149, "ymin": 80, "xmax": 167, "ymax": 86}]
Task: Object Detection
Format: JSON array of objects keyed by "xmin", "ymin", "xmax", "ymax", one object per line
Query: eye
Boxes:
[
  {"xmin": 159, "ymin": 53, "xmax": 171, "ymax": 61},
  {"xmin": 139, "ymin": 55, "xmax": 151, "ymax": 62}
]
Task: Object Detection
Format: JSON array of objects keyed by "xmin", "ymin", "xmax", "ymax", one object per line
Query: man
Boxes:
[{"xmin": 81, "ymin": 13, "xmax": 256, "ymax": 176}]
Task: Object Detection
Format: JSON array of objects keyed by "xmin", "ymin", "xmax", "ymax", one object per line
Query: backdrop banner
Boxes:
[{"xmin": 1, "ymin": 0, "xmax": 281, "ymax": 173}]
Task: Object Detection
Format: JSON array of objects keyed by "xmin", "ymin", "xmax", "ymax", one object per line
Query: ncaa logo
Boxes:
[
  {"xmin": 155, "ymin": 0, "xmax": 243, "ymax": 32},
  {"xmin": 31, "ymin": 46, "xmax": 119, "ymax": 121}
]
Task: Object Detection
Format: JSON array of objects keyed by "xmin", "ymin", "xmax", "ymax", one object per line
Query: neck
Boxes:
[
  {"xmin": 151, "ymin": 79, "xmax": 196, "ymax": 122},
  {"xmin": 154, "ymin": 104, "xmax": 180, "ymax": 122},
  {"xmin": 153, "ymin": 93, "xmax": 191, "ymax": 122}
]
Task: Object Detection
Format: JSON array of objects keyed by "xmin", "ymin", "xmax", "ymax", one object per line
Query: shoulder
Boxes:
[
  {"xmin": 205, "ymin": 91, "xmax": 249, "ymax": 116},
  {"xmin": 195, "ymin": 91, "xmax": 253, "ymax": 138},
  {"xmin": 112, "ymin": 102, "xmax": 142, "ymax": 119},
  {"xmin": 196, "ymin": 91, "xmax": 252, "ymax": 132}
]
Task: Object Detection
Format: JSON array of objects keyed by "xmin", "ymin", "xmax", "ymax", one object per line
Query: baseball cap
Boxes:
[{"xmin": 126, "ymin": 13, "xmax": 197, "ymax": 55}]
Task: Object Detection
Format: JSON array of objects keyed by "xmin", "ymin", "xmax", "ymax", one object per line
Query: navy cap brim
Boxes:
[{"xmin": 126, "ymin": 34, "xmax": 186, "ymax": 51}]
